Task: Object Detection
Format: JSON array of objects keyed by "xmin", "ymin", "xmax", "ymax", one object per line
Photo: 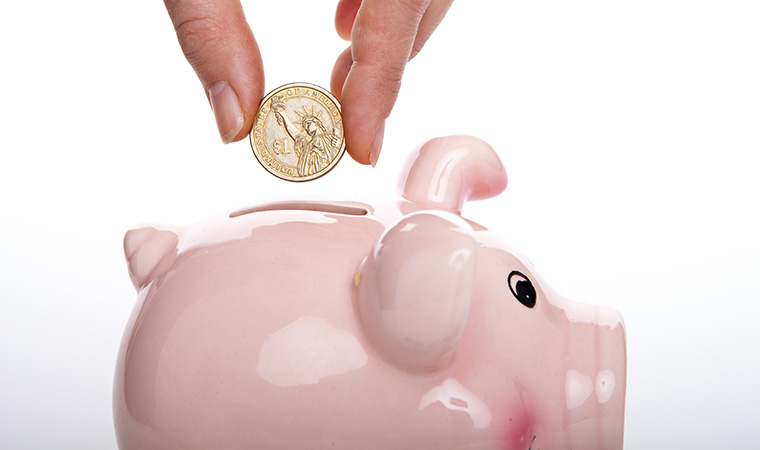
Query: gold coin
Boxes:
[{"xmin": 249, "ymin": 83, "xmax": 346, "ymax": 182}]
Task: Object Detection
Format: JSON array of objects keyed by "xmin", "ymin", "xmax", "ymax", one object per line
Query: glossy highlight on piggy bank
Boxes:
[{"xmin": 114, "ymin": 135, "xmax": 627, "ymax": 449}]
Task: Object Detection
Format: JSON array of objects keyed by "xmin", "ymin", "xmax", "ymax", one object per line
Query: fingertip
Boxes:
[
  {"xmin": 330, "ymin": 46, "xmax": 353, "ymax": 99},
  {"xmin": 343, "ymin": 98, "xmax": 386, "ymax": 167},
  {"xmin": 339, "ymin": 54, "xmax": 400, "ymax": 166},
  {"xmin": 208, "ymin": 81, "xmax": 245, "ymax": 144},
  {"xmin": 226, "ymin": 68, "xmax": 266, "ymax": 142},
  {"xmin": 369, "ymin": 120, "xmax": 385, "ymax": 168},
  {"xmin": 345, "ymin": 120, "xmax": 384, "ymax": 167},
  {"xmin": 208, "ymin": 62, "xmax": 265, "ymax": 143},
  {"xmin": 335, "ymin": 0, "xmax": 361, "ymax": 40},
  {"xmin": 346, "ymin": 143, "xmax": 373, "ymax": 166}
]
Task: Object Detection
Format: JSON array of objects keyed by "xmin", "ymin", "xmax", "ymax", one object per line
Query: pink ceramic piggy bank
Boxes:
[{"xmin": 114, "ymin": 136, "xmax": 626, "ymax": 449}]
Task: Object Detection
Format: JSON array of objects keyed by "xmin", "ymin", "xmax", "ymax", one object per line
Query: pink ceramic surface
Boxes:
[{"xmin": 114, "ymin": 135, "xmax": 626, "ymax": 449}]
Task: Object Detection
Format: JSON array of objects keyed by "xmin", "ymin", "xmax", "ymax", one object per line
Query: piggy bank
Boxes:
[{"xmin": 114, "ymin": 136, "xmax": 626, "ymax": 449}]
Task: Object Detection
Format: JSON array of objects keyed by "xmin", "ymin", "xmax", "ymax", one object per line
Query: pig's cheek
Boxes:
[{"xmin": 502, "ymin": 406, "xmax": 535, "ymax": 450}]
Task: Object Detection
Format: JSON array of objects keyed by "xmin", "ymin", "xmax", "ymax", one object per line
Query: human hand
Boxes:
[
  {"xmin": 164, "ymin": 0, "xmax": 452, "ymax": 167},
  {"xmin": 331, "ymin": 0, "xmax": 453, "ymax": 166}
]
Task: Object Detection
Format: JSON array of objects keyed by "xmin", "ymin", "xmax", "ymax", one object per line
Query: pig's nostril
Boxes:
[{"xmin": 508, "ymin": 271, "xmax": 537, "ymax": 308}]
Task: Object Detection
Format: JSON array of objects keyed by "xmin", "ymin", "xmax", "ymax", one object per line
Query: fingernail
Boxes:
[
  {"xmin": 369, "ymin": 121, "xmax": 385, "ymax": 168},
  {"xmin": 208, "ymin": 82, "xmax": 244, "ymax": 144}
]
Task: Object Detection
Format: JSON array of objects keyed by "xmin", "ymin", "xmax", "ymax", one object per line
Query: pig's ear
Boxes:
[
  {"xmin": 356, "ymin": 211, "xmax": 477, "ymax": 373},
  {"xmin": 399, "ymin": 135, "xmax": 507, "ymax": 214},
  {"xmin": 124, "ymin": 227, "xmax": 179, "ymax": 290}
]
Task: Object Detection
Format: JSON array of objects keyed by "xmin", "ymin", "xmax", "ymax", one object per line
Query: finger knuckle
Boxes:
[
  {"xmin": 174, "ymin": 15, "xmax": 225, "ymax": 68},
  {"xmin": 401, "ymin": 0, "xmax": 432, "ymax": 19},
  {"xmin": 166, "ymin": 0, "xmax": 227, "ymax": 70}
]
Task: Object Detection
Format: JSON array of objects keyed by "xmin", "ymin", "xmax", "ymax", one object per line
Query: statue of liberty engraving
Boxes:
[{"xmin": 270, "ymin": 96, "xmax": 341, "ymax": 178}]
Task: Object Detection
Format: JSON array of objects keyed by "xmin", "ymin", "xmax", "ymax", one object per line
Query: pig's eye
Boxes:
[{"xmin": 508, "ymin": 271, "xmax": 536, "ymax": 308}]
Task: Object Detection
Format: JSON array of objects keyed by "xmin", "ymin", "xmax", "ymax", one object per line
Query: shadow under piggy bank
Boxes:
[{"xmin": 114, "ymin": 135, "xmax": 626, "ymax": 450}]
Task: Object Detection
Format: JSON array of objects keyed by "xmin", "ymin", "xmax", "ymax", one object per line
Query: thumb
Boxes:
[{"xmin": 165, "ymin": 0, "xmax": 265, "ymax": 143}]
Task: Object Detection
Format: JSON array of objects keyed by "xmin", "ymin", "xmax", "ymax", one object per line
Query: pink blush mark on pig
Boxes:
[
  {"xmin": 501, "ymin": 404, "xmax": 535, "ymax": 450},
  {"xmin": 417, "ymin": 378, "xmax": 537, "ymax": 450}
]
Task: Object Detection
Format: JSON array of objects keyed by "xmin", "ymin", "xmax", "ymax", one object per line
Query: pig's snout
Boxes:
[{"xmin": 559, "ymin": 304, "xmax": 627, "ymax": 449}]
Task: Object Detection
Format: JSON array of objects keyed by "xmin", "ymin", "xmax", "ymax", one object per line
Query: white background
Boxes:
[{"xmin": 1, "ymin": 1, "xmax": 758, "ymax": 448}]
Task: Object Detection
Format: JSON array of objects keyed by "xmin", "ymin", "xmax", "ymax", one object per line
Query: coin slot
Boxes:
[{"xmin": 230, "ymin": 201, "xmax": 369, "ymax": 218}]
